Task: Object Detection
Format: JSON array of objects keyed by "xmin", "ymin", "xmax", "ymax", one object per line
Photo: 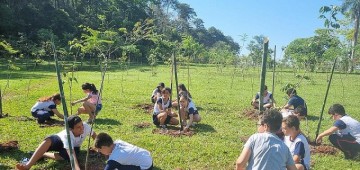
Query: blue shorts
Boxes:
[
  {"xmin": 46, "ymin": 135, "xmax": 80, "ymax": 161},
  {"xmin": 32, "ymin": 110, "xmax": 54, "ymax": 124},
  {"xmin": 152, "ymin": 113, "xmax": 172, "ymax": 126},
  {"xmin": 95, "ymin": 104, "xmax": 102, "ymax": 113}
]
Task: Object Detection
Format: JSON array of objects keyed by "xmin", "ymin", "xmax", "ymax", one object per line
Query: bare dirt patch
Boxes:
[
  {"xmin": 0, "ymin": 140, "xmax": 19, "ymax": 151},
  {"xmin": 132, "ymin": 103, "xmax": 153, "ymax": 114},
  {"xmin": 308, "ymin": 141, "xmax": 339, "ymax": 155},
  {"xmin": 13, "ymin": 116, "xmax": 35, "ymax": 121},
  {"xmin": 134, "ymin": 122, "xmax": 151, "ymax": 128},
  {"xmin": 241, "ymin": 108, "xmax": 260, "ymax": 120},
  {"xmin": 152, "ymin": 127, "xmax": 195, "ymax": 137}
]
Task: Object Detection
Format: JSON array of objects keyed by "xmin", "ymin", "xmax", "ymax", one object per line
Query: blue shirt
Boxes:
[{"xmin": 288, "ymin": 95, "xmax": 307, "ymax": 114}]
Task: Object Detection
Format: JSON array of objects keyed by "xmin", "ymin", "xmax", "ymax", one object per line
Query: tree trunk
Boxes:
[{"xmin": 349, "ymin": 14, "xmax": 360, "ymax": 73}]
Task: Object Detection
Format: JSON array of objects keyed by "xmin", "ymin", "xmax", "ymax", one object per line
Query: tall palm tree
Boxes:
[{"xmin": 341, "ymin": 0, "xmax": 360, "ymax": 72}]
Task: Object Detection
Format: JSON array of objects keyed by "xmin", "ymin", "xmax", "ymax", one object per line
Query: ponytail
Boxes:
[{"xmin": 38, "ymin": 93, "xmax": 60, "ymax": 102}]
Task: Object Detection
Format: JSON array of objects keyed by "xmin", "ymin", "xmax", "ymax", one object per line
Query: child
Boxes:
[
  {"xmin": 293, "ymin": 105, "xmax": 307, "ymax": 120},
  {"xmin": 179, "ymin": 93, "xmax": 201, "ymax": 132},
  {"xmin": 71, "ymin": 83, "xmax": 102, "ymax": 123},
  {"xmin": 172, "ymin": 83, "xmax": 192, "ymax": 107},
  {"xmin": 16, "ymin": 115, "xmax": 97, "ymax": 170},
  {"xmin": 251, "ymin": 85, "xmax": 276, "ymax": 109},
  {"xmin": 281, "ymin": 88, "xmax": 307, "ymax": 118},
  {"xmin": 151, "ymin": 82, "xmax": 165, "ymax": 104},
  {"xmin": 31, "ymin": 93, "xmax": 64, "ymax": 124},
  {"xmin": 94, "ymin": 132, "xmax": 153, "ymax": 170},
  {"xmin": 282, "ymin": 115, "xmax": 311, "ymax": 170},
  {"xmin": 152, "ymin": 87, "xmax": 179, "ymax": 129},
  {"xmin": 316, "ymin": 104, "xmax": 360, "ymax": 159},
  {"xmin": 236, "ymin": 109, "xmax": 296, "ymax": 170}
]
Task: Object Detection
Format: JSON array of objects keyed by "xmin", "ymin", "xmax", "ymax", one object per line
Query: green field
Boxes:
[{"xmin": 1, "ymin": 63, "xmax": 360, "ymax": 170}]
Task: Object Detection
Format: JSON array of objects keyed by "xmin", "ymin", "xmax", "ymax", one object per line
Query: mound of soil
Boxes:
[
  {"xmin": 241, "ymin": 108, "xmax": 260, "ymax": 120},
  {"xmin": 308, "ymin": 141, "xmax": 338, "ymax": 155},
  {"xmin": 134, "ymin": 122, "xmax": 151, "ymax": 128},
  {"xmin": 239, "ymin": 136, "xmax": 249, "ymax": 143},
  {"xmin": 132, "ymin": 103, "xmax": 154, "ymax": 114},
  {"xmin": 152, "ymin": 128, "xmax": 195, "ymax": 137},
  {"xmin": 39, "ymin": 119, "xmax": 64, "ymax": 128},
  {"xmin": 0, "ymin": 140, "xmax": 18, "ymax": 151}
]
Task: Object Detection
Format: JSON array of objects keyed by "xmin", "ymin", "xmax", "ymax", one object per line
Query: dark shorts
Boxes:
[
  {"xmin": 31, "ymin": 110, "xmax": 55, "ymax": 124},
  {"xmin": 46, "ymin": 135, "xmax": 80, "ymax": 161},
  {"xmin": 152, "ymin": 114, "xmax": 172, "ymax": 126},
  {"xmin": 95, "ymin": 104, "xmax": 102, "ymax": 113},
  {"xmin": 105, "ymin": 160, "xmax": 153, "ymax": 170}
]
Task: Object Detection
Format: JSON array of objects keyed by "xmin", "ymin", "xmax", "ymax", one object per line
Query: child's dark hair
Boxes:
[
  {"xmin": 82, "ymin": 83, "xmax": 98, "ymax": 94},
  {"xmin": 39, "ymin": 93, "xmax": 61, "ymax": 102},
  {"xmin": 294, "ymin": 105, "xmax": 307, "ymax": 116},
  {"xmin": 328, "ymin": 104, "xmax": 346, "ymax": 116},
  {"xmin": 156, "ymin": 82, "xmax": 165, "ymax": 92},
  {"xmin": 260, "ymin": 109, "xmax": 283, "ymax": 132},
  {"xmin": 264, "ymin": 85, "xmax": 268, "ymax": 91},
  {"xmin": 68, "ymin": 115, "xmax": 82, "ymax": 129},
  {"xmin": 282, "ymin": 115, "xmax": 300, "ymax": 130},
  {"xmin": 161, "ymin": 87, "xmax": 172, "ymax": 94},
  {"xmin": 286, "ymin": 88, "xmax": 297, "ymax": 96},
  {"xmin": 95, "ymin": 132, "xmax": 114, "ymax": 148},
  {"xmin": 178, "ymin": 83, "xmax": 192, "ymax": 98}
]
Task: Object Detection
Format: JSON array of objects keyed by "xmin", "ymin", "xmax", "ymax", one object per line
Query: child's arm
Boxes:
[
  {"xmin": 66, "ymin": 149, "xmax": 81, "ymax": 170},
  {"xmin": 235, "ymin": 147, "xmax": 251, "ymax": 170},
  {"xmin": 316, "ymin": 126, "xmax": 339, "ymax": 144},
  {"xmin": 184, "ymin": 114, "xmax": 194, "ymax": 131},
  {"xmin": 91, "ymin": 132, "xmax": 97, "ymax": 140},
  {"xmin": 51, "ymin": 109, "xmax": 64, "ymax": 119},
  {"xmin": 71, "ymin": 96, "xmax": 91, "ymax": 105}
]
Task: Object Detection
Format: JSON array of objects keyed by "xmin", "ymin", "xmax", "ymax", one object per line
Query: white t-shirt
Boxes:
[
  {"xmin": 284, "ymin": 134, "xmax": 311, "ymax": 170},
  {"xmin": 109, "ymin": 140, "xmax": 153, "ymax": 170},
  {"xmin": 56, "ymin": 123, "xmax": 93, "ymax": 149}
]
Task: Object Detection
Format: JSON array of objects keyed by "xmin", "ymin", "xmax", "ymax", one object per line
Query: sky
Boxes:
[{"xmin": 178, "ymin": 0, "xmax": 343, "ymax": 58}]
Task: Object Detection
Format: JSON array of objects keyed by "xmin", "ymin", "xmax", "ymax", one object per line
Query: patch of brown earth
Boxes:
[
  {"xmin": 152, "ymin": 128, "xmax": 195, "ymax": 137},
  {"xmin": 134, "ymin": 122, "xmax": 151, "ymax": 128},
  {"xmin": 132, "ymin": 103, "xmax": 154, "ymax": 114},
  {"xmin": 0, "ymin": 140, "xmax": 18, "ymax": 151}
]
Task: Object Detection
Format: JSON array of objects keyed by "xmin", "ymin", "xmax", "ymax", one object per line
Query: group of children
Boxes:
[
  {"xmin": 30, "ymin": 83, "xmax": 102, "ymax": 124},
  {"xmin": 151, "ymin": 82, "xmax": 201, "ymax": 131},
  {"xmin": 23, "ymin": 83, "xmax": 151, "ymax": 170},
  {"xmin": 17, "ymin": 82, "xmax": 360, "ymax": 169},
  {"xmin": 246, "ymin": 85, "xmax": 360, "ymax": 170}
]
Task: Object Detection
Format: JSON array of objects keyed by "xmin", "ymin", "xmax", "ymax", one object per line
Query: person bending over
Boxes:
[
  {"xmin": 95, "ymin": 132, "xmax": 153, "ymax": 170},
  {"xmin": 31, "ymin": 93, "xmax": 64, "ymax": 124},
  {"xmin": 16, "ymin": 115, "xmax": 97, "ymax": 170}
]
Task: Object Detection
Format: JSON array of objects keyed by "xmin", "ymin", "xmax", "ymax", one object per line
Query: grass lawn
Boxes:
[{"xmin": 1, "ymin": 63, "xmax": 360, "ymax": 170}]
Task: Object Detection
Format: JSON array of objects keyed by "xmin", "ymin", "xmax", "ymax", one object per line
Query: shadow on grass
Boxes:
[
  {"xmin": 0, "ymin": 149, "xmax": 28, "ymax": 163},
  {"xmin": 196, "ymin": 123, "xmax": 216, "ymax": 133},
  {"xmin": 306, "ymin": 115, "xmax": 320, "ymax": 121},
  {"xmin": 95, "ymin": 118, "xmax": 121, "ymax": 125},
  {"xmin": 153, "ymin": 166, "xmax": 164, "ymax": 170}
]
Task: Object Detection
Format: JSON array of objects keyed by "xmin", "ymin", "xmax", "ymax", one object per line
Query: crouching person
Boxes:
[
  {"xmin": 95, "ymin": 132, "xmax": 153, "ymax": 170},
  {"xmin": 16, "ymin": 115, "xmax": 96, "ymax": 170}
]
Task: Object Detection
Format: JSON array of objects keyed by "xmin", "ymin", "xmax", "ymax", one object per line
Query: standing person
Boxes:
[
  {"xmin": 31, "ymin": 93, "xmax": 64, "ymax": 124},
  {"xmin": 152, "ymin": 87, "xmax": 179, "ymax": 130},
  {"xmin": 251, "ymin": 85, "xmax": 276, "ymax": 109},
  {"xmin": 16, "ymin": 115, "xmax": 97, "ymax": 170},
  {"xmin": 281, "ymin": 88, "xmax": 307, "ymax": 118},
  {"xmin": 172, "ymin": 83, "xmax": 192, "ymax": 107},
  {"xmin": 179, "ymin": 93, "xmax": 201, "ymax": 132},
  {"xmin": 95, "ymin": 132, "xmax": 153, "ymax": 170},
  {"xmin": 282, "ymin": 115, "xmax": 311, "ymax": 170},
  {"xmin": 316, "ymin": 104, "xmax": 360, "ymax": 159},
  {"xmin": 71, "ymin": 83, "xmax": 102, "ymax": 123},
  {"xmin": 235, "ymin": 109, "xmax": 296, "ymax": 170},
  {"xmin": 151, "ymin": 82, "xmax": 165, "ymax": 104}
]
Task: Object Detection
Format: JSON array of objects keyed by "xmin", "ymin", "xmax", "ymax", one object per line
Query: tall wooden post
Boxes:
[{"xmin": 259, "ymin": 38, "xmax": 269, "ymax": 111}]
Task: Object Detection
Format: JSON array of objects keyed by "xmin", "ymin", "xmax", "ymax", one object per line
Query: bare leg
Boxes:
[
  {"xmin": 43, "ymin": 153, "xmax": 64, "ymax": 160},
  {"xmin": 193, "ymin": 114, "xmax": 201, "ymax": 123},
  {"xmin": 169, "ymin": 117, "xmax": 179, "ymax": 125},
  {"xmin": 157, "ymin": 112, "xmax": 168, "ymax": 125},
  {"xmin": 16, "ymin": 138, "xmax": 52, "ymax": 170},
  {"xmin": 295, "ymin": 164, "xmax": 304, "ymax": 170}
]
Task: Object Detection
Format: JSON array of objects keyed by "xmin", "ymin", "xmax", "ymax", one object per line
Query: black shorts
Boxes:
[
  {"xmin": 32, "ymin": 110, "xmax": 55, "ymax": 124},
  {"xmin": 152, "ymin": 114, "xmax": 172, "ymax": 126},
  {"xmin": 46, "ymin": 135, "xmax": 80, "ymax": 161}
]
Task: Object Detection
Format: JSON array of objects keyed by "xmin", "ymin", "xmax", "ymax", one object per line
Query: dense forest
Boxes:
[
  {"xmin": 1, "ymin": 0, "xmax": 360, "ymax": 72},
  {"xmin": 0, "ymin": 0, "xmax": 241, "ymax": 66}
]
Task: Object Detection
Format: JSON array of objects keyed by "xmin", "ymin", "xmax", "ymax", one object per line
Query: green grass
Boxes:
[{"xmin": 1, "ymin": 63, "xmax": 360, "ymax": 170}]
